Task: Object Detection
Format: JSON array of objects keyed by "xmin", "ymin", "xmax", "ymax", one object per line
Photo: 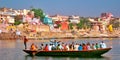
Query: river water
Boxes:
[{"xmin": 0, "ymin": 38, "xmax": 120, "ymax": 60}]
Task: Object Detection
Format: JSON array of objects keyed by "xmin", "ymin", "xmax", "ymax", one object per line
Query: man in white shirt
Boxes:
[
  {"xmin": 48, "ymin": 44, "xmax": 52, "ymax": 51},
  {"xmin": 100, "ymin": 41, "xmax": 107, "ymax": 48}
]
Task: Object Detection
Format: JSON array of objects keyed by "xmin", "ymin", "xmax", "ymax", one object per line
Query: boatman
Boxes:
[{"xmin": 23, "ymin": 36, "xmax": 28, "ymax": 49}]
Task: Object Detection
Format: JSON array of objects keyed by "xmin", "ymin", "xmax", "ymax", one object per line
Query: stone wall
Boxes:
[{"xmin": 0, "ymin": 33, "xmax": 20, "ymax": 40}]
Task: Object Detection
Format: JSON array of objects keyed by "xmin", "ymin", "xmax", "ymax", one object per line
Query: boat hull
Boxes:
[{"xmin": 23, "ymin": 48, "xmax": 112, "ymax": 57}]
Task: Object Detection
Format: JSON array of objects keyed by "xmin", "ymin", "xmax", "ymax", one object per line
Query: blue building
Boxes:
[{"xmin": 43, "ymin": 15, "xmax": 53, "ymax": 24}]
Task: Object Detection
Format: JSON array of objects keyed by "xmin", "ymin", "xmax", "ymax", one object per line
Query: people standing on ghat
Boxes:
[
  {"xmin": 16, "ymin": 29, "xmax": 21, "ymax": 39},
  {"xmin": 108, "ymin": 24, "xmax": 113, "ymax": 33},
  {"xmin": 23, "ymin": 36, "xmax": 28, "ymax": 49}
]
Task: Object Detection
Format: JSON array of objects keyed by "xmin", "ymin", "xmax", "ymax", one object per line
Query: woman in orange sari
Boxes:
[{"xmin": 30, "ymin": 43, "xmax": 38, "ymax": 51}]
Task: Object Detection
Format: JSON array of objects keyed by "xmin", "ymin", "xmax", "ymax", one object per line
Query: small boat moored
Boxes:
[{"xmin": 23, "ymin": 47, "xmax": 112, "ymax": 57}]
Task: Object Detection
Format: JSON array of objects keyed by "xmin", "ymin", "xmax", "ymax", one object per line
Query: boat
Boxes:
[{"xmin": 23, "ymin": 47, "xmax": 112, "ymax": 57}]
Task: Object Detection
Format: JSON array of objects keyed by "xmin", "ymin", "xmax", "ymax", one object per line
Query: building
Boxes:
[
  {"xmin": 0, "ymin": 7, "xmax": 31, "ymax": 24},
  {"xmin": 69, "ymin": 15, "xmax": 80, "ymax": 24},
  {"xmin": 50, "ymin": 14, "xmax": 69, "ymax": 22}
]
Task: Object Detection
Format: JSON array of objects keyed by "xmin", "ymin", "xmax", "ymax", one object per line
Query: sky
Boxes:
[{"xmin": 0, "ymin": 0, "xmax": 120, "ymax": 17}]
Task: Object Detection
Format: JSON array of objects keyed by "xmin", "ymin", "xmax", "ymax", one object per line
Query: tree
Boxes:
[
  {"xmin": 69, "ymin": 23, "xmax": 74, "ymax": 29},
  {"xmin": 77, "ymin": 17, "xmax": 91, "ymax": 29},
  {"xmin": 31, "ymin": 8, "xmax": 45, "ymax": 21},
  {"xmin": 14, "ymin": 15, "xmax": 23, "ymax": 25},
  {"xmin": 14, "ymin": 20, "xmax": 22, "ymax": 25}
]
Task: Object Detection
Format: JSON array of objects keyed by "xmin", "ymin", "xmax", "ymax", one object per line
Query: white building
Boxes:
[{"xmin": 69, "ymin": 15, "xmax": 80, "ymax": 23}]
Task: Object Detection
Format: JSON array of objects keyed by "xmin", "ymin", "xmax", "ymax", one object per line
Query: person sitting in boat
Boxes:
[
  {"xmin": 91, "ymin": 43, "xmax": 96, "ymax": 50},
  {"xmin": 30, "ymin": 43, "xmax": 38, "ymax": 51},
  {"xmin": 69, "ymin": 42, "xmax": 75, "ymax": 50},
  {"xmin": 74, "ymin": 43, "xmax": 79, "ymax": 50},
  {"xmin": 50, "ymin": 40, "xmax": 61, "ymax": 47},
  {"xmin": 39, "ymin": 43, "xmax": 44, "ymax": 50},
  {"xmin": 78, "ymin": 44, "xmax": 83, "ymax": 51},
  {"xmin": 87, "ymin": 42, "xmax": 92, "ymax": 50},
  {"xmin": 44, "ymin": 44, "xmax": 49, "ymax": 51},
  {"xmin": 56, "ymin": 43, "xmax": 64, "ymax": 50},
  {"xmin": 100, "ymin": 41, "xmax": 107, "ymax": 48},
  {"xmin": 64, "ymin": 44, "xmax": 69, "ymax": 51},
  {"xmin": 56, "ymin": 44, "xmax": 61, "ymax": 50},
  {"xmin": 95, "ymin": 43, "xmax": 100, "ymax": 49},
  {"xmin": 48, "ymin": 44, "xmax": 52, "ymax": 51},
  {"xmin": 82, "ymin": 43, "xmax": 88, "ymax": 51},
  {"xmin": 69, "ymin": 43, "xmax": 72, "ymax": 50},
  {"xmin": 63, "ymin": 44, "xmax": 66, "ymax": 50},
  {"xmin": 51, "ymin": 44, "xmax": 56, "ymax": 50},
  {"xmin": 61, "ymin": 43, "xmax": 65, "ymax": 50}
]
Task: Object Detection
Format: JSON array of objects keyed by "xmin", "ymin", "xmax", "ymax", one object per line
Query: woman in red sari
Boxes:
[{"xmin": 44, "ymin": 44, "xmax": 49, "ymax": 51}]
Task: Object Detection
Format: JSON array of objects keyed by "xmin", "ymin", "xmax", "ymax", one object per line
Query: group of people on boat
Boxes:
[
  {"xmin": 26, "ymin": 39, "xmax": 107, "ymax": 51},
  {"xmin": 41, "ymin": 40, "xmax": 106, "ymax": 51},
  {"xmin": 23, "ymin": 36, "xmax": 107, "ymax": 51}
]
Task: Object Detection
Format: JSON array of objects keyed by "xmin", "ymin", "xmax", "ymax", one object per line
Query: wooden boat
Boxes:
[{"xmin": 23, "ymin": 47, "xmax": 112, "ymax": 57}]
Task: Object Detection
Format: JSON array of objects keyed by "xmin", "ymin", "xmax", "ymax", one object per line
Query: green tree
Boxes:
[
  {"xmin": 31, "ymin": 8, "xmax": 45, "ymax": 21},
  {"xmin": 69, "ymin": 23, "xmax": 74, "ymax": 29},
  {"xmin": 14, "ymin": 15, "xmax": 23, "ymax": 25},
  {"xmin": 14, "ymin": 20, "xmax": 22, "ymax": 25},
  {"xmin": 77, "ymin": 17, "xmax": 91, "ymax": 29}
]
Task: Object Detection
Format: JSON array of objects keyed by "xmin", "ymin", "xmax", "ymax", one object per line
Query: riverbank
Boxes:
[{"xmin": 0, "ymin": 29, "xmax": 119, "ymax": 40}]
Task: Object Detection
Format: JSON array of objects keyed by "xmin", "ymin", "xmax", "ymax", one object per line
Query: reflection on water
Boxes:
[
  {"xmin": 24, "ymin": 55, "xmax": 111, "ymax": 60},
  {"xmin": 0, "ymin": 40, "xmax": 16, "ymax": 48},
  {"xmin": 0, "ymin": 38, "xmax": 120, "ymax": 60}
]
